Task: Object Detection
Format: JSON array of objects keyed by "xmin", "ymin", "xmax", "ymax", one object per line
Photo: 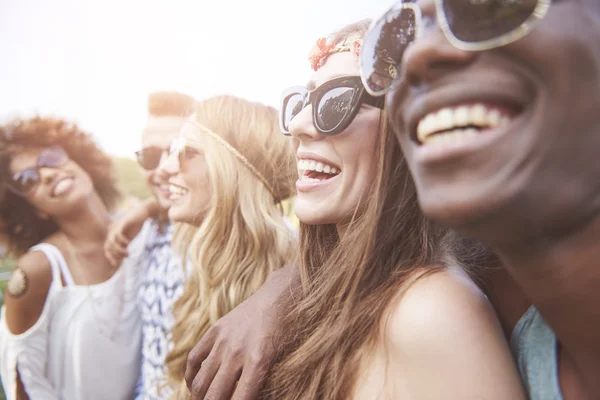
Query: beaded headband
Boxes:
[{"xmin": 184, "ymin": 120, "xmax": 278, "ymax": 201}]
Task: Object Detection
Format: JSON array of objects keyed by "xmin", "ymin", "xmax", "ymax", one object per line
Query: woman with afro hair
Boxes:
[{"xmin": 0, "ymin": 117, "xmax": 142, "ymax": 400}]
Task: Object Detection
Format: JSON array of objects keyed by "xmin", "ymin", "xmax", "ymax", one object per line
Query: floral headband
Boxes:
[{"xmin": 308, "ymin": 36, "xmax": 363, "ymax": 71}]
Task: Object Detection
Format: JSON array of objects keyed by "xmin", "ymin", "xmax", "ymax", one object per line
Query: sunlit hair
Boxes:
[
  {"xmin": 147, "ymin": 91, "xmax": 196, "ymax": 118},
  {"xmin": 261, "ymin": 21, "xmax": 447, "ymax": 399},
  {"xmin": 0, "ymin": 116, "xmax": 121, "ymax": 255},
  {"xmin": 164, "ymin": 95, "xmax": 298, "ymax": 399}
]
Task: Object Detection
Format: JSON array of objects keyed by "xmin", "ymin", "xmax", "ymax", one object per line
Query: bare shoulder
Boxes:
[
  {"xmin": 4, "ymin": 250, "xmax": 54, "ymax": 335},
  {"xmin": 384, "ymin": 267, "xmax": 526, "ymax": 399},
  {"xmin": 389, "ymin": 266, "xmax": 496, "ymax": 342}
]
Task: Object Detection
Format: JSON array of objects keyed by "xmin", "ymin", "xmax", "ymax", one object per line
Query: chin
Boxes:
[
  {"xmin": 295, "ymin": 204, "xmax": 339, "ymax": 226},
  {"xmin": 167, "ymin": 207, "xmax": 186, "ymax": 224},
  {"xmin": 169, "ymin": 208, "xmax": 202, "ymax": 226},
  {"xmin": 417, "ymin": 184, "xmax": 526, "ymax": 244},
  {"xmin": 156, "ymin": 196, "xmax": 172, "ymax": 210}
]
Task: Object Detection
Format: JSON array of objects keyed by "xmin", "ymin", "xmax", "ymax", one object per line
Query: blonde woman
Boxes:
[{"xmin": 158, "ymin": 95, "xmax": 297, "ymax": 399}]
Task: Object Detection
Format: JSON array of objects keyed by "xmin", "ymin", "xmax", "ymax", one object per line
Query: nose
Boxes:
[
  {"xmin": 38, "ymin": 167, "xmax": 59, "ymax": 186},
  {"xmin": 154, "ymin": 150, "xmax": 172, "ymax": 182},
  {"xmin": 157, "ymin": 150, "xmax": 179, "ymax": 178},
  {"xmin": 288, "ymin": 104, "xmax": 323, "ymax": 142},
  {"xmin": 400, "ymin": 4, "xmax": 476, "ymax": 86}
]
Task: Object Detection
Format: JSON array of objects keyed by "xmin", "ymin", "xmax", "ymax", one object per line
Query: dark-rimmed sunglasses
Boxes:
[
  {"xmin": 360, "ymin": 0, "xmax": 551, "ymax": 95},
  {"xmin": 280, "ymin": 76, "xmax": 384, "ymax": 137},
  {"xmin": 7, "ymin": 145, "xmax": 69, "ymax": 195},
  {"xmin": 135, "ymin": 146, "xmax": 169, "ymax": 170}
]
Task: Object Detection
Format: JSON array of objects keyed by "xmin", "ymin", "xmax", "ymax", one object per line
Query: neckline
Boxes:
[{"xmin": 64, "ymin": 265, "xmax": 123, "ymax": 291}]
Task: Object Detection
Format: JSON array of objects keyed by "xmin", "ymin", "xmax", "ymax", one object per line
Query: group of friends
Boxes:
[{"xmin": 0, "ymin": 0, "xmax": 598, "ymax": 399}]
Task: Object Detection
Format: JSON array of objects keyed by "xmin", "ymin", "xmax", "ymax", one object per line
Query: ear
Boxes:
[
  {"xmin": 36, "ymin": 210, "xmax": 50, "ymax": 220},
  {"xmin": 13, "ymin": 224, "xmax": 24, "ymax": 235},
  {"xmin": 352, "ymin": 39, "xmax": 363, "ymax": 60}
]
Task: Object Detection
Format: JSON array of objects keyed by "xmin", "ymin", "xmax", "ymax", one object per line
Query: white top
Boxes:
[{"xmin": 0, "ymin": 243, "xmax": 142, "ymax": 400}]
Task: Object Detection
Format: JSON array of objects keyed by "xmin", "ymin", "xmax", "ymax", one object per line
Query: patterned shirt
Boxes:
[{"xmin": 132, "ymin": 220, "xmax": 185, "ymax": 400}]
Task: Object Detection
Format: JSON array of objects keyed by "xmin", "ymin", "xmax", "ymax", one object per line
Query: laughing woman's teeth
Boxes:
[
  {"xmin": 169, "ymin": 184, "xmax": 188, "ymax": 197},
  {"xmin": 416, "ymin": 103, "xmax": 512, "ymax": 145},
  {"xmin": 296, "ymin": 159, "xmax": 341, "ymax": 178}
]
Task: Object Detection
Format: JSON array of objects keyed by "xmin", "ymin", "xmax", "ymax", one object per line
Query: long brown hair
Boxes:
[{"xmin": 261, "ymin": 22, "xmax": 447, "ymax": 400}]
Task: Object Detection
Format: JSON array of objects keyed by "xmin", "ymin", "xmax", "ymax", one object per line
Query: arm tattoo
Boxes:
[{"xmin": 7, "ymin": 267, "xmax": 29, "ymax": 298}]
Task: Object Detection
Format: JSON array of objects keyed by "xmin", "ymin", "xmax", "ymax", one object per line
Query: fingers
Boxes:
[
  {"xmin": 231, "ymin": 360, "xmax": 267, "ymax": 400},
  {"xmin": 105, "ymin": 247, "xmax": 128, "ymax": 267},
  {"xmin": 104, "ymin": 232, "xmax": 129, "ymax": 267},
  {"xmin": 185, "ymin": 329, "xmax": 218, "ymax": 390},
  {"xmin": 203, "ymin": 363, "xmax": 243, "ymax": 400},
  {"xmin": 189, "ymin": 351, "xmax": 221, "ymax": 400},
  {"xmin": 114, "ymin": 232, "xmax": 131, "ymax": 248},
  {"xmin": 124, "ymin": 219, "xmax": 145, "ymax": 239}
]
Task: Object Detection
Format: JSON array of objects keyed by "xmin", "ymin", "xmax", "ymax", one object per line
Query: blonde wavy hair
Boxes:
[{"xmin": 164, "ymin": 95, "xmax": 297, "ymax": 399}]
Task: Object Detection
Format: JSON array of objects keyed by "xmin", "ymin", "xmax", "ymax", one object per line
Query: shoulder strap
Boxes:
[{"xmin": 29, "ymin": 243, "xmax": 75, "ymax": 286}]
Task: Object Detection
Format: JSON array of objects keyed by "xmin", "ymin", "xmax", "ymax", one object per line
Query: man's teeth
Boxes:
[
  {"xmin": 297, "ymin": 159, "xmax": 339, "ymax": 175},
  {"xmin": 169, "ymin": 184, "xmax": 188, "ymax": 196},
  {"xmin": 417, "ymin": 104, "xmax": 511, "ymax": 144}
]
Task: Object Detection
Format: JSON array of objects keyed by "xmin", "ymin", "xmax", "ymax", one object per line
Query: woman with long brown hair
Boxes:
[
  {"xmin": 0, "ymin": 117, "xmax": 141, "ymax": 400},
  {"xmin": 261, "ymin": 21, "xmax": 526, "ymax": 399}
]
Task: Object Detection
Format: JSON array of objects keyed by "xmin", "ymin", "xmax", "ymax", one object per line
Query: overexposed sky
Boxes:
[{"xmin": 0, "ymin": 0, "xmax": 391, "ymax": 157}]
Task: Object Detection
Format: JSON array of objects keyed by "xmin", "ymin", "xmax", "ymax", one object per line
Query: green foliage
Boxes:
[
  {"xmin": 113, "ymin": 157, "xmax": 152, "ymax": 200},
  {"xmin": 0, "ymin": 258, "xmax": 14, "ymax": 272}
]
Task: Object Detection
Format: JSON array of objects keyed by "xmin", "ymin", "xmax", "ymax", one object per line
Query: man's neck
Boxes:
[
  {"xmin": 494, "ymin": 215, "xmax": 600, "ymax": 393},
  {"xmin": 479, "ymin": 264, "xmax": 531, "ymax": 340}
]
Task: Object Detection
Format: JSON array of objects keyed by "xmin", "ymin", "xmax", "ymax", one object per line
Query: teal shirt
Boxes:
[{"xmin": 511, "ymin": 306, "xmax": 564, "ymax": 400}]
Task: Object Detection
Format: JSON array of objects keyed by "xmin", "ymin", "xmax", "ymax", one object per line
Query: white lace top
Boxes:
[{"xmin": 0, "ymin": 243, "xmax": 142, "ymax": 400}]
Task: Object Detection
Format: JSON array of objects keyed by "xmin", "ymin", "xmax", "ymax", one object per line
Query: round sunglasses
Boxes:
[
  {"xmin": 7, "ymin": 145, "xmax": 69, "ymax": 195},
  {"xmin": 135, "ymin": 146, "xmax": 169, "ymax": 170},
  {"xmin": 168, "ymin": 137, "xmax": 202, "ymax": 172},
  {"xmin": 280, "ymin": 76, "xmax": 384, "ymax": 137},
  {"xmin": 360, "ymin": 0, "xmax": 552, "ymax": 95}
]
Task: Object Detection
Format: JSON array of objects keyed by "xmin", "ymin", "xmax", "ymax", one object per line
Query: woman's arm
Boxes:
[
  {"xmin": 5, "ymin": 251, "xmax": 53, "ymax": 334},
  {"xmin": 3, "ymin": 251, "xmax": 59, "ymax": 400},
  {"xmin": 385, "ymin": 268, "xmax": 526, "ymax": 399}
]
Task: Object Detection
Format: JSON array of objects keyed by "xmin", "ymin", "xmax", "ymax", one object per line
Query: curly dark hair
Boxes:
[{"xmin": 0, "ymin": 116, "xmax": 121, "ymax": 255}]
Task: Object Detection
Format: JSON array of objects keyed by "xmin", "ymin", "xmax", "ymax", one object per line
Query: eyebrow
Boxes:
[{"xmin": 306, "ymin": 73, "xmax": 354, "ymax": 91}]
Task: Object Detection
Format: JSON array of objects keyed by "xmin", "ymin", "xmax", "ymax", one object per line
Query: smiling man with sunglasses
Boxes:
[
  {"xmin": 104, "ymin": 91, "xmax": 197, "ymax": 400},
  {"xmin": 360, "ymin": 0, "xmax": 600, "ymax": 399}
]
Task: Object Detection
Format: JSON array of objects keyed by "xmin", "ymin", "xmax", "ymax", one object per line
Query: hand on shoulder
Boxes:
[
  {"xmin": 4, "ymin": 251, "xmax": 54, "ymax": 335},
  {"xmin": 104, "ymin": 200, "xmax": 157, "ymax": 267},
  {"xmin": 385, "ymin": 267, "xmax": 526, "ymax": 399}
]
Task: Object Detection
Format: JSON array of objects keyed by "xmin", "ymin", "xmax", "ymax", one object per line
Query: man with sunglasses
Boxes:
[
  {"xmin": 360, "ymin": 0, "xmax": 600, "ymax": 399},
  {"xmin": 104, "ymin": 91, "xmax": 196, "ymax": 400}
]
